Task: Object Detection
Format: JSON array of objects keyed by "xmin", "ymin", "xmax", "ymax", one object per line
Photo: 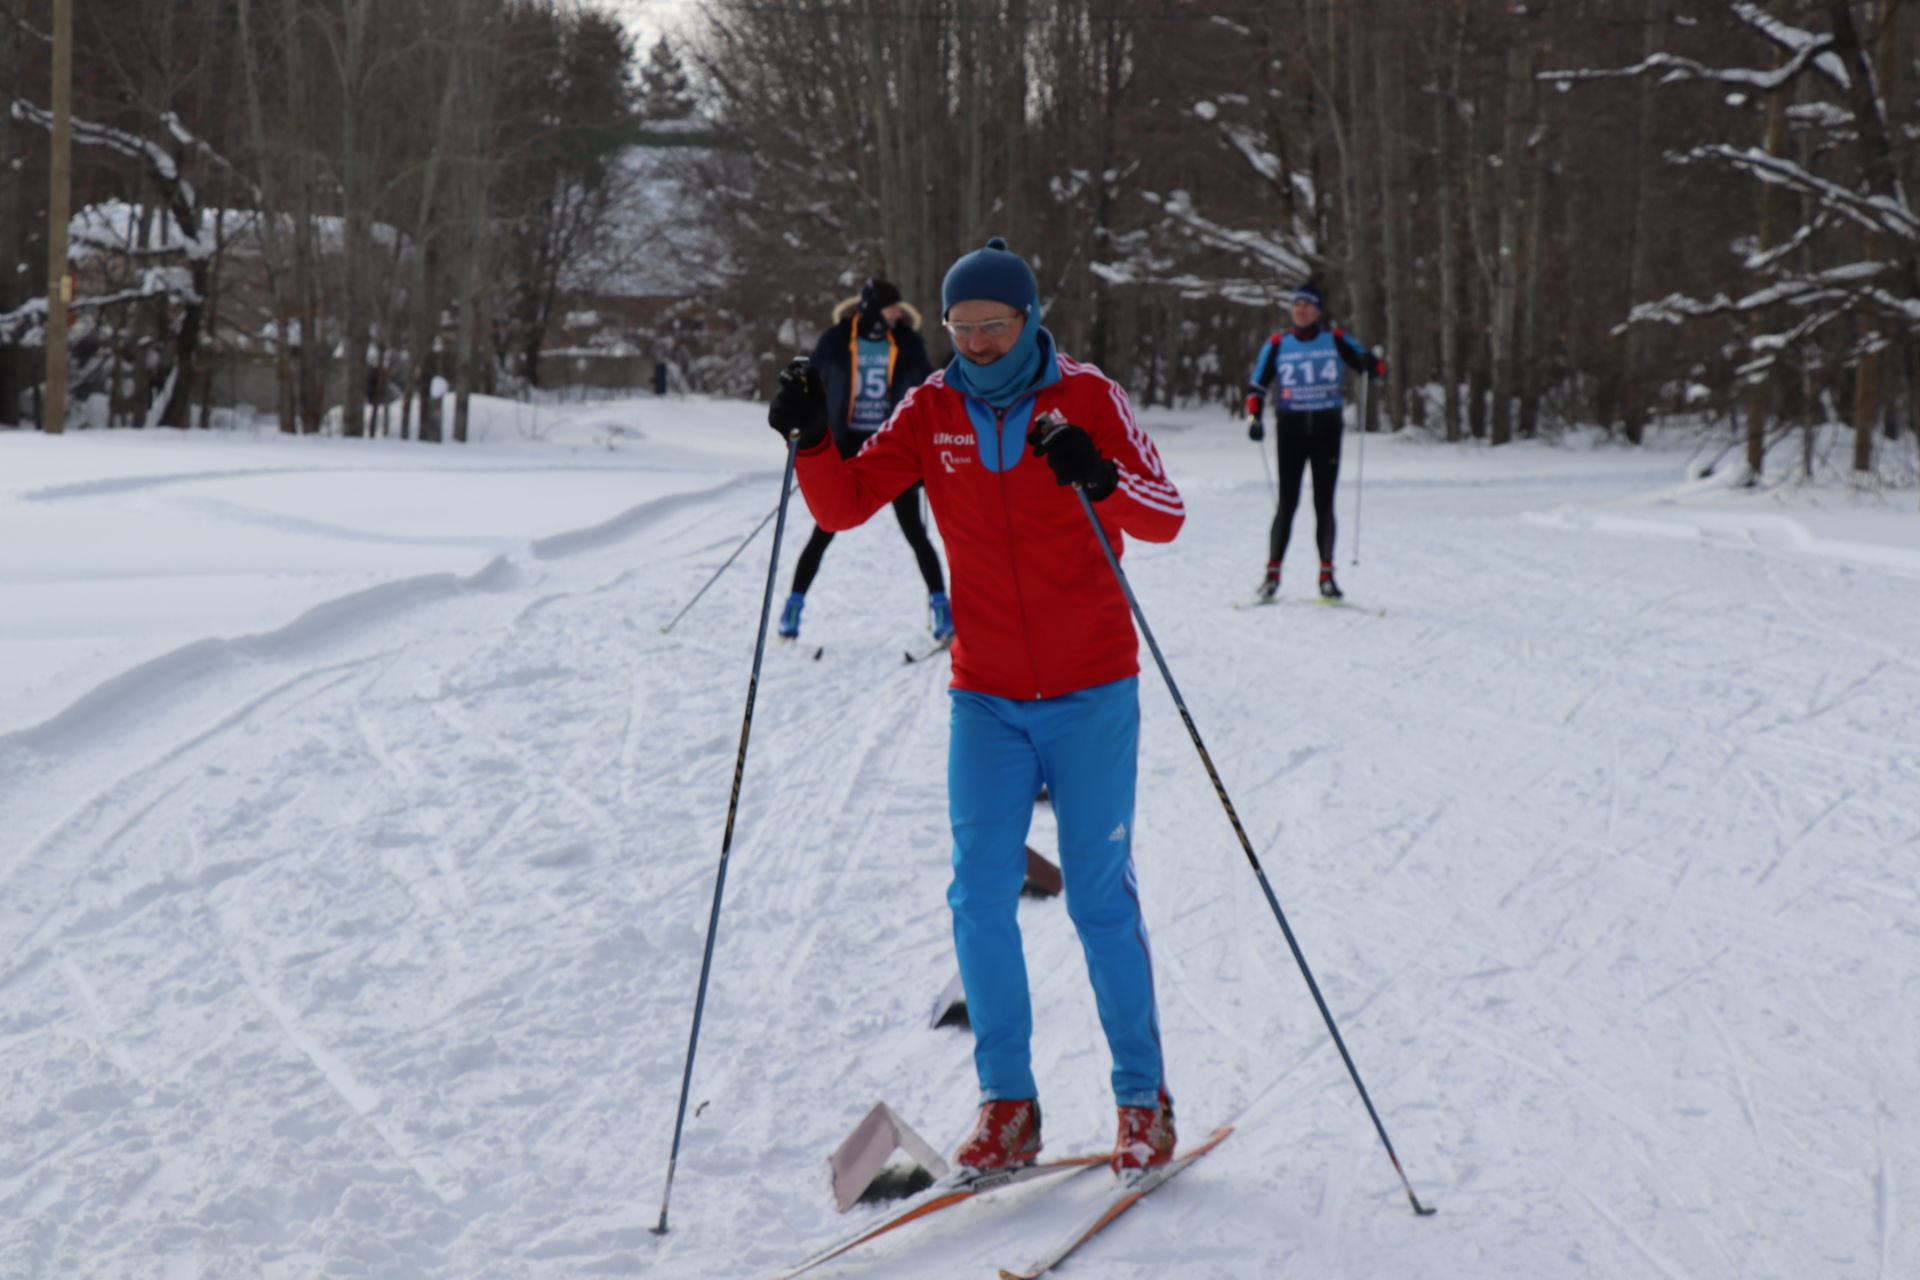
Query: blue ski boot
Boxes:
[
  {"xmin": 928, "ymin": 591, "xmax": 954, "ymax": 643},
  {"xmin": 778, "ymin": 592, "xmax": 805, "ymax": 639}
]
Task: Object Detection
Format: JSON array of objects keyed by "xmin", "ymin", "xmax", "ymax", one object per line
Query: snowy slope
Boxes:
[{"xmin": 2, "ymin": 404, "xmax": 1916, "ymax": 1280}]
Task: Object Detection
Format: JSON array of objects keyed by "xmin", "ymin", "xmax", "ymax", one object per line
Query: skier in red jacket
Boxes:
[{"xmin": 770, "ymin": 238, "xmax": 1185, "ymax": 1176}]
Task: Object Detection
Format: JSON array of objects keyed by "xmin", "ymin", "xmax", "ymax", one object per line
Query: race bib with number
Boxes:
[
  {"xmin": 1274, "ymin": 329, "xmax": 1345, "ymax": 412},
  {"xmin": 851, "ymin": 336, "xmax": 893, "ymax": 429}
]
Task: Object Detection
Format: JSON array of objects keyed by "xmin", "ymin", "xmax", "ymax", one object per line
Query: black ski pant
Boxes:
[
  {"xmin": 792, "ymin": 482, "xmax": 945, "ymax": 596},
  {"xmin": 1268, "ymin": 407, "xmax": 1343, "ymax": 567}
]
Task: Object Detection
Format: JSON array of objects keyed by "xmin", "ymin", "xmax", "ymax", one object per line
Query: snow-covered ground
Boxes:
[{"xmin": 2, "ymin": 401, "xmax": 1916, "ymax": 1279}]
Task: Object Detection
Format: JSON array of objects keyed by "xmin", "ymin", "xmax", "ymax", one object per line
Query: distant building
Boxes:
[{"xmin": 541, "ymin": 126, "xmax": 731, "ymax": 396}]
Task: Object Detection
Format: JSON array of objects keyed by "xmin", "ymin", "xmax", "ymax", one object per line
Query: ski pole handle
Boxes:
[
  {"xmin": 768, "ymin": 355, "xmax": 821, "ymax": 445},
  {"xmin": 1032, "ymin": 410, "xmax": 1068, "ymax": 454},
  {"xmin": 1029, "ymin": 411, "xmax": 1094, "ymax": 492}
]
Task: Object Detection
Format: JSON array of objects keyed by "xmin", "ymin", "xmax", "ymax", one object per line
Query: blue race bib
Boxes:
[
  {"xmin": 852, "ymin": 336, "xmax": 893, "ymax": 429},
  {"xmin": 1274, "ymin": 330, "xmax": 1344, "ymax": 412}
]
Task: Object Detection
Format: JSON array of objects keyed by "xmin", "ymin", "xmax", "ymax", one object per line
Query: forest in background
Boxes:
[
  {"xmin": 682, "ymin": 0, "xmax": 1917, "ymax": 478},
  {"xmin": 4, "ymin": 0, "xmax": 1916, "ymax": 481},
  {"xmin": 3, "ymin": 0, "xmax": 654, "ymax": 440}
]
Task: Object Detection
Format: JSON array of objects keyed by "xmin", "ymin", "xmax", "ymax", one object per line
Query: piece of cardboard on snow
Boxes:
[
  {"xmin": 829, "ymin": 1101, "xmax": 952, "ymax": 1213},
  {"xmin": 929, "ymin": 852, "xmax": 1059, "ymax": 1033},
  {"xmin": 929, "ymin": 969, "xmax": 969, "ymax": 1030},
  {"xmin": 1022, "ymin": 846, "xmax": 1062, "ymax": 898}
]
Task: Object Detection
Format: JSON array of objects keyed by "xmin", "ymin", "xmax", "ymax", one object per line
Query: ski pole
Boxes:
[
  {"xmin": 1257, "ymin": 429, "xmax": 1276, "ymax": 505},
  {"xmin": 1351, "ymin": 370, "xmax": 1368, "ymax": 567},
  {"xmin": 653, "ymin": 367, "xmax": 807, "ymax": 1236},
  {"xmin": 660, "ymin": 500, "xmax": 783, "ymax": 634},
  {"xmin": 1034, "ymin": 415, "xmax": 1434, "ymax": 1218}
]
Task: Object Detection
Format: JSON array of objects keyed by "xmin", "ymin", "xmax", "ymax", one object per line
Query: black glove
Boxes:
[
  {"xmin": 768, "ymin": 358, "xmax": 828, "ymax": 450},
  {"xmin": 1027, "ymin": 417, "xmax": 1119, "ymax": 501},
  {"xmin": 1244, "ymin": 393, "xmax": 1265, "ymax": 440},
  {"xmin": 1247, "ymin": 418, "xmax": 1265, "ymax": 443}
]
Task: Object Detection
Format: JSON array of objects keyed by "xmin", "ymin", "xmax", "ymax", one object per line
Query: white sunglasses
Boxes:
[{"xmin": 942, "ymin": 316, "xmax": 1021, "ymax": 340}]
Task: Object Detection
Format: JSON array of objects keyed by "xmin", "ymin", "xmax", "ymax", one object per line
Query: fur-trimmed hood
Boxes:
[{"xmin": 832, "ymin": 295, "xmax": 925, "ymax": 331}]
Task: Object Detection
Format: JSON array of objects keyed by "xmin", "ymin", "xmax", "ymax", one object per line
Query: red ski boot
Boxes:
[
  {"xmin": 954, "ymin": 1098, "xmax": 1042, "ymax": 1170},
  {"xmin": 1111, "ymin": 1088, "xmax": 1176, "ymax": 1176}
]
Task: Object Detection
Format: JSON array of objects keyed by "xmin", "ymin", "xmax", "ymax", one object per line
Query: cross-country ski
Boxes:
[
  {"xmin": 778, "ymin": 637, "xmax": 826, "ymax": 661},
  {"xmin": 903, "ymin": 636, "xmax": 954, "ymax": 664},
  {"xmin": 996, "ymin": 1126, "xmax": 1234, "ymax": 1280},
  {"xmin": 769, "ymin": 1154, "xmax": 1107, "ymax": 1280},
  {"xmin": 1233, "ymin": 595, "xmax": 1386, "ymax": 616}
]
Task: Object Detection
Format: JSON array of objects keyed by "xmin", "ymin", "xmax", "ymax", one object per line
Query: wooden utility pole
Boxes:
[{"xmin": 42, "ymin": 0, "xmax": 72, "ymax": 435}]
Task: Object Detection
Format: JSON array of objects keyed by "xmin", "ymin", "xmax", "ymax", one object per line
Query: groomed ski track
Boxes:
[{"xmin": 2, "ymin": 402, "xmax": 1916, "ymax": 1279}]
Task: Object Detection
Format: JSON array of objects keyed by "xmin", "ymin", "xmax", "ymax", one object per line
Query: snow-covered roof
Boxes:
[{"xmin": 68, "ymin": 200, "xmax": 407, "ymax": 265}]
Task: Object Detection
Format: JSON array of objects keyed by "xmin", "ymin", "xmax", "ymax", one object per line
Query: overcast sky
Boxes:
[{"xmin": 609, "ymin": 0, "xmax": 680, "ymax": 46}]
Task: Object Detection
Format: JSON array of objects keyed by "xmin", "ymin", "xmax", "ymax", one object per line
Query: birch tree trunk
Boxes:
[
  {"xmin": 1517, "ymin": 147, "xmax": 1550, "ymax": 439},
  {"xmin": 1435, "ymin": 6, "xmax": 1466, "ymax": 442},
  {"xmin": 235, "ymin": 0, "xmax": 299, "ymax": 434},
  {"xmin": 1464, "ymin": 47, "xmax": 1495, "ymax": 441},
  {"xmin": 1489, "ymin": 40, "xmax": 1529, "ymax": 446},
  {"xmin": 1620, "ymin": 0, "xmax": 1663, "ymax": 445},
  {"xmin": 0, "ymin": 21, "xmax": 27, "ymax": 425},
  {"xmin": 330, "ymin": 0, "xmax": 378, "ymax": 439},
  {"xmin": 453, "ymin": 3, "xmax": 504, "ymax": 446},
  {"xmin": 1744, "ymin": 56, "xmax": 1791, "ymax": 479},
  {"xmin": 1340, "ymin": 0, "xmax": 1377, "ymax": 432},
  {"xmin": 1371, "ymin": 25, "xmax": 1409, "ymax": 430}
]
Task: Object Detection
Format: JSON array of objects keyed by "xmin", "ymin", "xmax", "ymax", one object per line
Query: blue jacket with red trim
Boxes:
[{"xmin": 794, "ymin": 347, "xmax": 1184, "ymax": 701}]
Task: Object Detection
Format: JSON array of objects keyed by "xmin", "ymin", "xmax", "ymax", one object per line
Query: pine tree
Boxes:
[{"xmin": 639, "ymin": 35, "xmax": 697, "ymax": 122}]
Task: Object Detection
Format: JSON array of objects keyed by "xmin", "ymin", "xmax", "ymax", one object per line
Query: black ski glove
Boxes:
[
  {"xmin": 1244, "ymin": 393, "xmax": 1265, "ymax": 441},
  {"xmin": 1027, "ymin": 417, "xmax": 1119, "ymax": 501},
  {"xmin": 768, "ymin": 357, "xmax": 829, "ymax": 450}
]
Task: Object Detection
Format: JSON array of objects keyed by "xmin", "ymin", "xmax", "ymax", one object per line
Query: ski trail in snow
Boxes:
[
  {"xmin": 207, "ymin": 891, "xmax": 381, "ymax": 1111},
  {"xmin": 1571, "ymin": 1181, "xmax": 1700, "ymax": 1280},
  {"xmin": 205, "ymin": 882, "xmax": 462, "ymax": 1204},
  {"xmin": 0, "ymin": 655, "xmax": 383, "ymax": 914},
  {"xmin": 1, "ymin": 562, "xmax": 515, "ymax": 755},
  {"xmin": 618, "ymin": 670, "xmax": 648, "ymax": 811},
  {"xmin": 348, "ymin": 668, "xmax": 419, "ymax": 789},
  {"xmin": 1702, "ymin": 1000, "xmax": 1773, "ymax": 1173},
  {"xmin": 1875, "ymin": 1146, "xmax": 1896, "ymax": 1280},
  {"xmin": 1761, "ymin": 554, "xmax": 1920, "ymax": 675},
  {"xmin": 8, "ymin": 423, "xmax": 1920, "ymax": 1277},
  {"xmin": 55, "ymin": 956, "xmax": 145, "ymax": 1085}
]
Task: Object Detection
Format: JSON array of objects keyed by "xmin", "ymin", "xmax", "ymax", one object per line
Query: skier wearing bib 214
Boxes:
[
  {"xmin": 778, "ymin": 277, "xmax": 951, "ymax": 644},
  {"xmin": 1244, "ymin": 282, "xmax": 1383, "ymax": 602},
  {"xmin": 768, "ymin": 238, "xmax": 1186, "ymax": 1177}
]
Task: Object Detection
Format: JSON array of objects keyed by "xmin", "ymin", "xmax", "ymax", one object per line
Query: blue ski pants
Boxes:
[{"xmin": 947, "ymin": 677, "xmax": 1167, "ymax": 1109}]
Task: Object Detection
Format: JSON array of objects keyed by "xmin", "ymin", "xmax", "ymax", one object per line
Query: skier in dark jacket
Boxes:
[
  {"xmin": 1244, "ymin": 282, "xmax": 1382, "ymax": 602},
  {"xmin": 778, "ymin": 278, "xmax": 950, "ymax": 642}
]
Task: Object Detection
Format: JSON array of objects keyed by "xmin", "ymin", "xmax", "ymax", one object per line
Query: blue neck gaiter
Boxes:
[{"xmin": 945, "ymin": 307, "xmax": 1049, "ymax": 410}]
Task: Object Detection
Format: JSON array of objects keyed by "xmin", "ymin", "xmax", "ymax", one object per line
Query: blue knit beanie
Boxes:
[
  {"xmin": 1291, "ymin": 282, "xmax": 1325, "ymax": 309},
  {"xmin": 941, "ymin": 237, "xmax": 1038, "ymax": 319}
]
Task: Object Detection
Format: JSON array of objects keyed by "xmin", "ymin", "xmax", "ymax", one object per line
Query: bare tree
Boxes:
[{"xmin": 1545, "ymin": 1, "xmax": 1920, "ymax": 476}]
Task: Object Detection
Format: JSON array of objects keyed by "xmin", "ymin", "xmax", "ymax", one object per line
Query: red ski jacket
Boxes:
[{"xmin": 794, "ymin": 353, "xmax": 1185, "ymax": 701}]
